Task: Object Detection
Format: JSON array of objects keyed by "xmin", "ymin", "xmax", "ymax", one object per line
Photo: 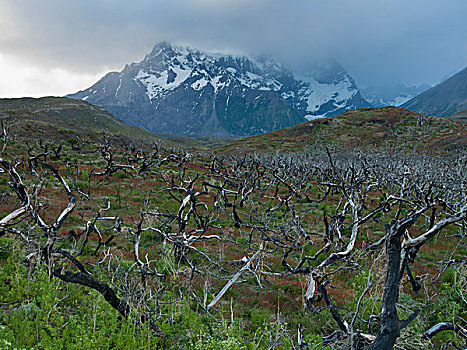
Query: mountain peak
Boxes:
[
  {"xmin": 68, "ymin": 42, "xmax": 370, "ymax": 136},
  {"xmin": 150, "ymin": 41, "xmax": 172, "ymax": 54}
]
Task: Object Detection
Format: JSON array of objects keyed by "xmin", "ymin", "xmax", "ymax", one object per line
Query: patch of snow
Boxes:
[
  {"xmin": 210, "ymin": 75, "xmax": 228, "ymax": 93},
  {"xmin": 270, "ymin": 79, "xmax": 282, "ymax": 91},
  {"xmin": 281, "ymin": 91, "xmax": 295, "ymax": 99},
  {"xmin": 237, "ymin": 75, "xmax": 253, "ymax": 88},
  {"xmin": 115, "ymin": 79, "xmax": 122, "ymax": 97},
  {"xmin": 393, "ymin": 95, "xmax": 412, "ymax": 106},
  {"xmin": 246, "ymin": 71, "xmax": 261, "ymax": 81},
  {"xmin": 304, "ymin": 114, "xmax": 327, "ymax": 121},
  {"xmin": 297, "ymin": 75, "xmax": 356, "ymax": 113},
  {"xmin": 191, "ymin": 77, "xmax": 209, "ymax": 91},
  {"xmin": 134, "ymin": 66, "xmax": 193, "ymax": 100},
  {"xmin": 233, "ymin": 68, "xmax": 281, "ymax": 91},
  {"xmin": 170, "ymin": 65, "xmax": 192, "ymax": 87},
  {"xmin": 151, "ymin": 48, "xmax": 163, "ymax": 57}
]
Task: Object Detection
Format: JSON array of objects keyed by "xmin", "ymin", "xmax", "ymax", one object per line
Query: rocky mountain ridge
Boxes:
[
  {"xmin": 69, "ymin": 42, "xmax": 370, "ymax": 136},
  {"xmin": 401, "ymin": 66, "xmax": 467, "ymax": 116}
]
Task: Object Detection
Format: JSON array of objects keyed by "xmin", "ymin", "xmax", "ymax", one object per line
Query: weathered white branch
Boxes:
[
  {"xmin": 207, "ymin": 243, "xmax": 263, "ymax": 310},
  {"xmin": 423, "ymin": 321, "xmax": 467, "ymax": 339},
  {"xmin": 0, "ymin": 206, "xmax": 27, "ymax": 228},
  {"xmin": 403, "ymin": 203, "xmax": 467, "ymax": 249}
]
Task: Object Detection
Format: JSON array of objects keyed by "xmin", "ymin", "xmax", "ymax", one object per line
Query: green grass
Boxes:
[{"xmin": 0, "ymin": 116, "xmax": 465, "ymax": 349}]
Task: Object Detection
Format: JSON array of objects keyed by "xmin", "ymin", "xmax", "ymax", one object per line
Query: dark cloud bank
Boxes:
[{"xmin": 1, "ymin": 0, "xmax": 466, "ymax": 89}]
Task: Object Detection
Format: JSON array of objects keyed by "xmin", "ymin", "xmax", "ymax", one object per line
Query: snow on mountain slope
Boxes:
[
  {"xmin": 68, "ymin": 42, "xmax": 369, "ymax": 136},
  {"xmin": 361, "ymin": 83, "xmax": 431, "ymax": 107}
]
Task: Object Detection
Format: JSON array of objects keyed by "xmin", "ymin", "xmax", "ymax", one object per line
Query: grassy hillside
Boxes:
[
  {"xmin": 449, "ymin": 109, "xmax": 467, "ymax": 123},
  {"xmin": 0, "ymin": 96, "xmax": 235, "ymax": 152},
  {"xmin": 215, "ymin": 107, "xmax": 467, "ymax": 154},
  {"xmin": 5, "ymin": 100, "xmax": 464, "ymax": 156},
  {"xmin": 0, "ymin": 103, "xmax": 465, "ymax": 349},
  {"xmin": 0, "ymin": 96, "xmax": 157, "ymax": 143}
]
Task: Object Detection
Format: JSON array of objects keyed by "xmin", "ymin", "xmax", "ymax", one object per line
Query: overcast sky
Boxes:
[{"xmin": 0, "ymin": 0, "xmax": 465, "ymax": 98}]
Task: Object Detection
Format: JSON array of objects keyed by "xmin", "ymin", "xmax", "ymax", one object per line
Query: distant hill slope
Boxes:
[
  {"xmin": 0, "ymin": 97, "xmax": 157, "ymax": 143},
  {"xmin": 448, "ymin": 109, "xmax": 467, "ymax": 123},
  {"xmin": 401, "ymin": 67, "xmax": 467, "ymax": 116},
  {"xmin": 215, "ymin": 107, "xmax": 467, "ymax": 154}
]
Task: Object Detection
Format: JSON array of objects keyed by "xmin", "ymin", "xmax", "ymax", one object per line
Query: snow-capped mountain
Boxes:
[
  {"xmin": 68, "ymin": 42, "xmax": 370, "ymax": 136},
  {"xmin": 360, "ymin": 83, "xmax": 431, "ymax": 107}
]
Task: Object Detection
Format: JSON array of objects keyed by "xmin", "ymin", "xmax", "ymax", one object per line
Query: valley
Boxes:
[
  {"xmin": 1, "ymin": 0, "xmax": 466, "ymax": 347},
  {"xmin": 0, "ymin": 98, "xmax": 465, "ymax": 349}
]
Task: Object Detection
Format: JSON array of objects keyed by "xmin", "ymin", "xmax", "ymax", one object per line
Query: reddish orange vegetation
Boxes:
[{"xmin": 215, "ymin": 107, "xmax": 467, "ymax": 155}]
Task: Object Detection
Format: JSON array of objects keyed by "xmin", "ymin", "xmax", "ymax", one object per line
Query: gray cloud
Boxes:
[{"xmin": 0, "ymin": 0, "xmax": 466, "ymax": 96}]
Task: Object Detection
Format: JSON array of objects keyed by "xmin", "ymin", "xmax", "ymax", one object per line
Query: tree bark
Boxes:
[
  {"xmin": 52, "ymin": 269, "xmax": 130, "ymax": 318},
  {"xmin": 368, "ymin": 224, "xmax": 402, "ymax": 350}
]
